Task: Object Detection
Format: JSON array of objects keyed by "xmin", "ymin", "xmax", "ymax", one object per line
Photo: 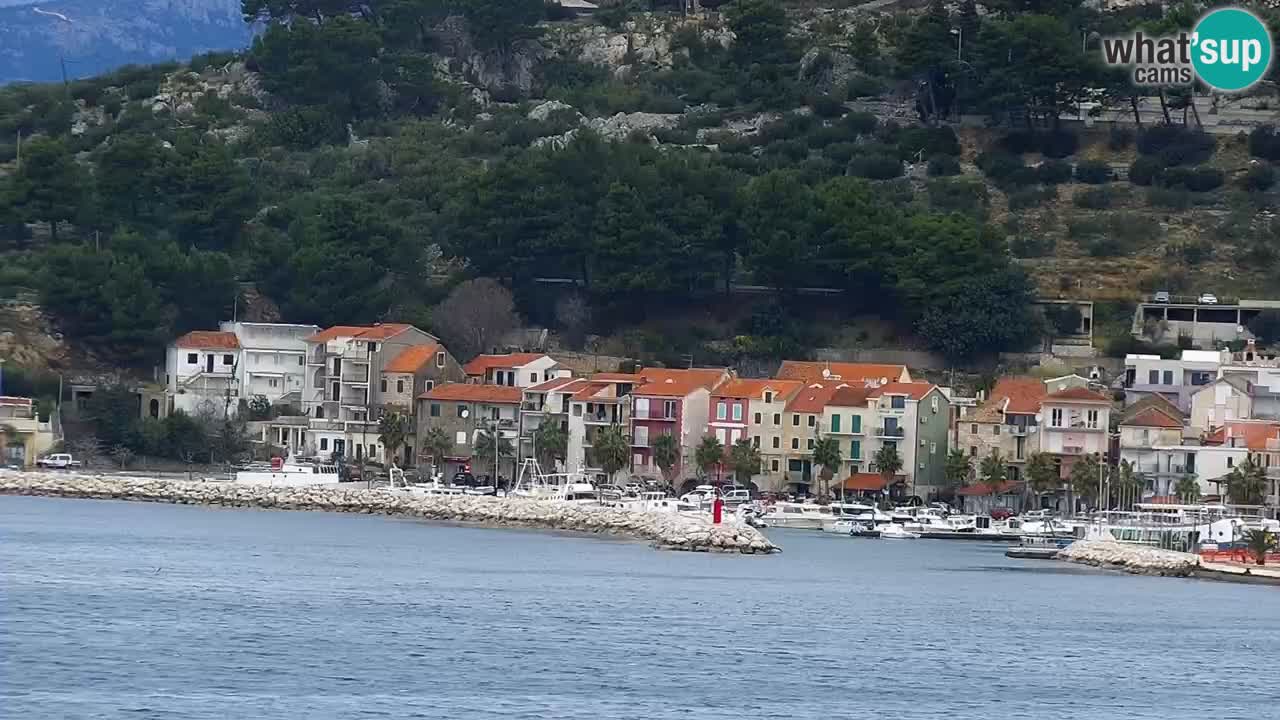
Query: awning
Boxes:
[
  {"xmin": 957, "ymin": 481, "xmax": 1022, "ymax": 496},
  {"xmin": 842, "ymin": 473, "xmax": 889, "ymax": 491}
]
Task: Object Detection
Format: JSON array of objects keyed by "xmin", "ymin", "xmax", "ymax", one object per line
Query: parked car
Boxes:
[
  {"xmin": 1198, "ymin": 293, "xmax": 1219, "ymax": 304},
  {"xmin": 35, "ymin": 453, "xmax": 82, "ymax": 469},
  {"xmin": 989, "ymin": 507, "xmax": 1016, "ymax": 520},
  {"xmin": 1153, "ymin": 291, "xmax": 1170, "ymax": 303}
]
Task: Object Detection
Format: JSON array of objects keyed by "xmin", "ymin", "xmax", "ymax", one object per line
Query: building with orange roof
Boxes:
[
  {"xmin": 415, "ymin": 382, "xmax": 524, "ymax": 480},
  {"xmin": 630, "ymin": 370, "xmax": 730, "ymax": 480},
  {"xmin": 463, "ymin": 353, "xmax": 565, "ymax": 388},
  {"xmin": 378, "ymin": 344, "xmax": 466, "ymax": 458},
  {"xmin": 708, "ymin": 378, "xmax": 803, "ymax": 488},
  {"xmin": 1039, "ymin": 377, "xmax": 1113, "ymax": 481},
  {"xmin": 164, "ymin": 330, "xmax": 245, "ymax": 417},
  {"xmin": 1119, "ymin": 401, "xmax": 1187, "ymax": 486},
  {"xmin": 774, "ymin": 360, "xmax": 911, "ymax": 385}
]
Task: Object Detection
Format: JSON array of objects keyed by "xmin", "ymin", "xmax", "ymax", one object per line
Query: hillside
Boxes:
[
  {"xmin": 4, "ymin": 0, "xmax": 1280, "ymax": 376},
  {"xmin": 0, "ymin": 0, "xmax": 251, "ymax": 83}
]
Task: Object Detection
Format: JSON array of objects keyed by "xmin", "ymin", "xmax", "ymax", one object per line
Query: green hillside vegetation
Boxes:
[{"xmin": 3, "ymin": 0, "xmax": 1280, "ymax": 369}]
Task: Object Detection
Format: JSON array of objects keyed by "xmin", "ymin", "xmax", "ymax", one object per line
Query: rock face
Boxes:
[
  {"xmin": 1058, "ymin": 540, "xmax": 1200, "ymax": 577},
  {"xmin": 0, "ymin": 471, "xmax": 781, "ymax": 554}
]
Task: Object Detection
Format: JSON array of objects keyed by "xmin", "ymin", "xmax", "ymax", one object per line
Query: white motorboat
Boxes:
[
  {"xmin": 233, "ymin": 456, "xmax": 342, "ymax": 487},
  {"xmin": 759, "ymin": 501, "xmax": 834, "ymax": 530},
  {"xmin": 821, "ymin": 502, "xmax": 888, "ymax": 533},
  {"xmin": 615, "ymin": 491, "xmax": 682, "ymax": 513},
  {"xmin": 879, "ymin": 524, "xmax": 921, "ymax": 539}
]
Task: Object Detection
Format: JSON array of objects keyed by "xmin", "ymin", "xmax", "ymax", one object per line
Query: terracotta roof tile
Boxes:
[
  {"xmin": 571, "ymin": 382, "xmax": 612, "ymax": 401},
  {"xmin": 462, "ymin": 353, "xmax": 549, "ymax": 375},
  {"xmin": 526, "ymin": 377, "xmax": 581, "ymax": 393},
  {"xmin": 634, "ymin": 376, "xmax": 714, "ymax": 398},
  {"xmin": 868, "ymin": 381, "xmax": 937, "ymax": 401},
  {"xmin": 1120, "ymin": 408, "xmax": 1183, "ymax": 429},
  {"xmin": 306, "ymin": 324, "xmax": 415, "ymax": 343},
  {"xmin": 776, "ymin": 361, "xmax": 909, "ymax": 384},
  {"xmin": 174, "ymin": 331, "xmax": 240, "ymax": 350},
  {"xmin": 1044, "ymin": 386, "xmax": 1112, "ymax": 403},
  {"xmin": 382, "ymin": 344, "xmax": 440, "ymax": 374},
  {"xmin": 990, "ymin": 376, "xmax": 1048, "ymax": 415},
  {"xmin": 785, "ymin": 383, "xmax": 844, "ymax": 413},
  {"xmin": 828, "ymin": 386, "xmax": 875, "ymax": 407},
  {"xmin": 636, "ymin": 367, "xmax": 729, "ymax": 390},
  {"xmin": 1119, "ymin": 394, "xmax": 1184, "ymax": 425},
  {"xmin": 589, "ymin": 372, "xmax": 647, "ymax": 383},
  {"xmin": 1204, "ymin": 421, "xmax": 1280, "ymax": 451},
  {"xmin": 419, "ymin": 383, "xmax": 523, "ymax": 404},
  {"xmin": 957, "ymin": 480, "xmax": 1022, "ymax": 496},
  {"xmin": 713, "ymin": 378, "xmax": 803, "ymax": 400},
  {"xmin": 842, "ymin": 473, "xmax": 892, "ymax": 491}
]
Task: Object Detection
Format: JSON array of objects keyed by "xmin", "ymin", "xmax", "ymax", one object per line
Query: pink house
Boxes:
[{"xmin": 629, "ymin": 368, "xmax": 729, "ymax": 480}]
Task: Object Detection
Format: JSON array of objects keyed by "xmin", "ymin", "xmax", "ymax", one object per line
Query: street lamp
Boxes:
[{"xmin": 950, "ymin": 27, "xmax": 962, "ymax": 61}]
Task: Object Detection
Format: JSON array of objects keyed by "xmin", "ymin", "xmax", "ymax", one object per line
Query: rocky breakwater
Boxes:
[
  {"xmin": 1058, "ymin": 540, "xmax": 1200, "ymax": 577},
  {"xmin": 0, "ymin": 471, "xmax": 780, "ymax": 555}
]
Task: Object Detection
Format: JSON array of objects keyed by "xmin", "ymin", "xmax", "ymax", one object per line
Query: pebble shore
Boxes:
[
  {"xmin": 0, "ymin": 471, "xmax": 780, "ymax": 554},
  {"xmin": 1058, "ymin": 540, "xmax": 1199, "ymax": 577}
]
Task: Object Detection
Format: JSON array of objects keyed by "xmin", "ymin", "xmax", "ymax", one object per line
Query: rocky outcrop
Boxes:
[
  {"xmin": 0, "ymin": 471, "xmax": 780, "ymax": 554},
  {"xmin": 531, "ymin": 108, "xmax": 682, "ymax": 148},
  {"xmin": 1058, "ymin": 540, "xmax": 1200, "ymax": 577}
]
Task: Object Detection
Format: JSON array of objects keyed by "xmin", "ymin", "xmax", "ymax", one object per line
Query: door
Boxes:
[{"xmin": 205, "ymin": 354, "xmax": 214, "ymax": 373}]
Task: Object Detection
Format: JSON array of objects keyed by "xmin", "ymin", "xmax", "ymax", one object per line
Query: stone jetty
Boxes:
[
  {"xmin": 1058, "ymin": 540, "xmax": 1199, "ymax": 577},
  {"xmin": 0, "ymin": 471, "xmax": 780, "ymax": 554}
]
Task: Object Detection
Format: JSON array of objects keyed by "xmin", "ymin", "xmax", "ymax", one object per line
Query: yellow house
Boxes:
[{"xmin": 1, "ymin": 396, "xmax": 57, "ymax": 467}]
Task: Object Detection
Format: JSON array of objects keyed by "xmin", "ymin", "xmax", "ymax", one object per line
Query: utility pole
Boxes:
[{"xmin": 60, "ymin": 57, "xmax": 70, "ymax": 99}]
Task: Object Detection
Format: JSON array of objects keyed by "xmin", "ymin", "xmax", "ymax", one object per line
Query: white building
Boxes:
[
  {"xmin": 165, "ymin": 330, "xmax": 243, "ymax": 417},
  {"xmin": 220, "ymin": 321, "xmax": 319, "ymax": 409},
  {"xmin": 1189, "ymin": 376, "xmax": 1253, "ymax": 431},
  {"xmin": 1039, "ymin": 385, "xmax": 1112, "ymax": 478},
  {"xmin": 463, "ymin": 353, "xmax": 565, "ymax": 387},
  {"xmin": 1122, "ymin": 350, "xmax": 1226, "ymax": 411}
]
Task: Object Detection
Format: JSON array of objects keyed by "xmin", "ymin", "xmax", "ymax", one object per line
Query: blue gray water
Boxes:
[{"xmin": 2, "ymin": 496, "xmax": 1277, "ymax": 719}]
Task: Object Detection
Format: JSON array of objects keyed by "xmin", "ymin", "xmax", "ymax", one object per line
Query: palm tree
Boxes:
[
  {"xmin": 419, "ymin": 426, "xmax": 451, "ymax": 478},
  {"xmin": 1224, "ymin": 457, "xmax": 1267, "ymax": 506},
  {"xmin": 1108, "ymin": 459, "xmax": 1142, "ymax": 510},
  {"xmin": 1174, "ymin": 474, "xmax": 1200, "ymax": 504},
  {"xmin": 1069, "ymin": 453, "xmax": 1102, "ymax": 511},
  {"xmin": 1245, "ymin": 529, "xmax": 1276, "ymax": 566},
  {"xmin": 729, "ymin": 438, "xmax": 762, "ymax": 486},
  {"xmin": 473, "ymin": 430, "xmax": 514, "ymax": 480},
  {"xmin": 377, "ymin": 410, "xmax": 412, "ymax": 467},
  {"xmin": 1025, "ymin": 452, "xmax": 1059, "ymax": 511},
  {"xmin": 533, "ymin": 421, "xmax": 567, "ymax": 469},
  {"xmin": 651, "ymin": 433, "xmax": 680, "ymax": 486},
  {"xmin": 591, "ymin": 424, "xmax": 630, "ymax": 483},
  {"xmin": 873, "ymin": 444, "xmax": 902, "ymax": 507},
  {"xmin": 979, "ymin": 449, "xmax": 1008, "ymax": 509},
  {"xmin": 811, "ymin": 435, "xmax": 843, "ymax": 501},
  {"xmin": 943, "ymin": 448, "xmax": 972, "ymax": 488},
  {"xmin": 694, "ymin": 435, "xmax": 725, "ymax": 481}
]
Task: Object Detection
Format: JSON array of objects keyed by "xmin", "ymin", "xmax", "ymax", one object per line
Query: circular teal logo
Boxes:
[{"xmin": 1192, "ymin": 8, "xmax": 1273, "ymax": 92}]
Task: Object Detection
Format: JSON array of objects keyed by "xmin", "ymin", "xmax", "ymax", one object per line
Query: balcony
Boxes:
[
  {"xmin": 875, "ymin": 426, "xmax": 905, "ymax": 439},
  {"xmin": 345, "ymin": 420, "xmax": 378, "ymax": 433},
  {"xmin": 1007, "ymin": 424, "xmax": 1033, "ymax": 436},
  {"xmin": 521, "ymin": 401, "xmax": 545, "ymax": 412},
  {"xmin": 307, "ymin": 349, "xmax": 327, "ymax": 365},
  {"xmin": 584, "ymin": 409, "xmax": 620, "ymax": 425},
  {"xmin": 341, "ymin": 372, "xmax": 370, "ymax": 384},
  {"xmin": 632, "ymin": 435, "xmax": 650, "ymax": 447}
]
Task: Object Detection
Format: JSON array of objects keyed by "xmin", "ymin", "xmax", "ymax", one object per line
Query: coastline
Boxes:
[
  {"xmin": 0, "ymin": 470, "xmax": 780, "ymax": 555},
  {"xmin": 1055, "ymin": 540, "xmax": 1280, "ymax": 586}
]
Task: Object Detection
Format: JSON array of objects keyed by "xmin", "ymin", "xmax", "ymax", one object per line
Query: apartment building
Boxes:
[
  {"xmin": 463, "ymin": 353, "xmax": 563, "ymax": 387},
  {"xmin": 1122, "ymin": 350, "xmax": 1225, "ymax": 411},
  {"xmin": 219, "ymin": 321, "xmax": 320, "ymax": 409},
  {"xmin": 775, "ymin": 361, "xmax": 911, "ymax": 385},
  {"xmin": 1039, "ymin": 385, "xmax": 1113, "ymax": 477},
  {"xmin": 416, "ymin": 383, "xmax": 523, "ymax": 480},
  {"xmin": 164, "ymin": 330, "xmax": 243, "ymax": 417},
  {"xmin": 629, "ymin": 368, "xmax": 729, "ymax": 480},
  {"xmin": 1189, "ymin": 376, "xmax": 1253, "ymax": 431},
  {"xmin": 709, "ymin": 378, "xmax": 803, "ymax": 488}
]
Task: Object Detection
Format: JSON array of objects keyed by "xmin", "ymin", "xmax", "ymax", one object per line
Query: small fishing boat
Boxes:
[{"xmin": 879, "ymin": 524, "xmax": 921, "ymax": 539}]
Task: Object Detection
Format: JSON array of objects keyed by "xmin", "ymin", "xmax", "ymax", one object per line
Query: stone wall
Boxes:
[
  {"xmin": 0, "ymin": 471, "xmax": 780, "ymax": 554},
  {"xmin": 1058, "ymin": 539, "xmax": 1199, "ymax": 576}
]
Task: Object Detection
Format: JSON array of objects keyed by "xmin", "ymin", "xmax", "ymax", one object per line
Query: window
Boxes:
[
  {"xmin": 1148, "ymin": 370, "xmax": 1159, "ymax": 384},
  {"xmin": 970, "ymin": 446, "xmax": 977, "ymax": 457},
  {"xmin": 807, "ymin": 438, "xmax": 815, "ymax": 450},
  {"xmin": 772, "ymin": 436, "xmax": 780, "ymax": 449},
  {"xmin": 530, "ymin": 373, "xmax": 538, "ymax": 384},
  {"xmin": 764, "ymin": 391, "xmax": 774, "ymax": 403},
  {"xmin": 732, "ymin": 403, "xmax": 742, "ymax": 421},
  {"xmin": 1227, "ymin": 456, "xmax": 1234, "ymax": 468},
  {"xmin": 187, "ymin": 353, "xmax": 197, "ymax": 364},
  {"xmin": 891, "ymin": 395, "xmax": 905, "ymax": 409},
  {"xmin": 491, "ymin": 407, "xmax": 499, "ymax": 421},
  {"xmin": 368, "ymin": 342, "xmax": 377, "ymax": 353},
  {"xmin": 1051, "ymin": 408, "xmax": 1063, "ymax": 427},
  {"xmin": 397, "ymin": 380, "xmax": 405, "ymax": 393},
  {"xmin": 298, "ymin": 356, "xmax": 304, "ymax": 366},
  {"xmin": 331, "ymin": 382, "xmax": 339, "ymax": 400},
  {"xmin": 851, "ymin": 416, "xmax": 861, "ymax": 434},
  {"xmin": 808, "ymin": 415, "xmax": 816, "ymax": 428},
  {"xmin": 791, "ymin": 438, "xmax": 799, "ymax": 450},
  {"xmin": 273, "ymin": 354, "xmax": 280, "ymax": 366},
  {"xmin": 993, "ymin": 425, "xmax": 1000, "ymax": 436},
  {"xmin": 573, "ymin": 404, "xmax": 583, "ymax": 417},
  {"xmin": 663, "ymin": 400, "xmax": 677, "ymax": 418},
  {"xmin": 320, "ymin": 438, "xmax": 329, "ymax": 451},
  {"xmin": 971, "ymin": 423, "xmax": 978, "ymax": 435},
  {"xmin": 753, "ymin": 436, "xmax": 760, "ymax": 448},
  {"xmin": 380, "ymin": 379, "xmax": 388, "ymax": 392},
  {"xmin": 831, "ymin": 414, "xmax": 841, "ymax": 432},
  {"xmin": 717, "ymin": 402, "xmax": 727, "ymax": 420},
  {"xmin": 436, "ymin": 351, "xmax": 445, "ymax": 368},
  {"xmin": 268, "ymin": 378, "xmax": 279, "ymax": 388},
  {"xmin": 931, "ymin": 395, "xmax": 939, "ymax": 413},
  {"xmin": 456, "ymin": 431, "xmax": 467, "ymax": 445},
  {"xmin": 635, "ymin": 398, "xmax": 649, "ymax": 418},
  {"xmin": 754, "ymin": 412, "xmax": 762, "ymax": 424},
  {"xmin": 773, "ymin": 413, "xmax": 781, "ymax": 426},
  {"xmin": 634, "ymin": 426, "xmax": 649, "ymax": 446},
  {"xmin": 1162, "ymin": 370, "xmax": 1173, "ymax": 385},
  {"xmin": 430, "ymin": 403, "xmax": 440, "ymax": 417},
  {"xmin": 426, "ymin": 380, "xmax": 434, "ymax": 391},
  {"xmin": 223, "ymin": 354, "xmax": 234, "ymax": 365},
  {"xmin": 851, "ymin": 440, "xmax": 861, "ymax": 459},
  {"xmin": 930, "ymin": 441, "xmax": 937, "ymax": 455},
  {"xmin": 1086, "ymin": 410, "xmax": 1099, "ymax": 429},
  {"xmin": 770, "ymin": 459, "xmax": 780, "ymax": 472},
  {"xmin": 456, "ymin": 404, "xmax": 467, "ymax": 418},
  {"xmin": 792, "ymin": 415, "xmax": 800, "ymax": 427}
]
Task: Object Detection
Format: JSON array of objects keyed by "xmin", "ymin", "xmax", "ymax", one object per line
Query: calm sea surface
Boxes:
[{"xmin": 2, "ymin": 496, "xmax": 1277, "ymax": 720}]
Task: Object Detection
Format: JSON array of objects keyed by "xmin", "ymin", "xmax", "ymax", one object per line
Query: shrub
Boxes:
[
  {"xmin": 998, "ymin": 130, "xmax": 1039, "ymax": 155},
  {"xmin": 1179, "ymin": 239, "xmax": 1214, "ymax": 265},
  {"xmin": 1147, "ymin": 187, "xmax": 1192, "ymax": 210},
  {"xmin": 1085, "ymin": 236, "xmax": 1124, "ymax": 257},
  {"xmin": 842, "ymin": 111, "xmax": 878, "ymax": 135},
  {"xmin": 927, "ymin": 178, "xmax": 989, "ymax": 215},
  {"xmin": 1010, "ymin": 234, "xmax": 1056, "ymax": 258},
  {"xmin": 1129, "ymin": 156, "xmax": 1163, "ymax": 186},
  {"xmin": 809, "ymin": 94, "xmax": 846, "ymax": 118},
  {"xmin": 1039, "ymin": 129, "xmax": 1079, "ymax": 159},
  {"xmin": 927, "ymin": 153, "xmax": 961, "ymax": 176},
  {"xmin": 1007, "ymin": 186, "xmax": 1057, "ymax": 210},
  {"xmin": 848, "ymin": 154, "xmax": 904, "ymax": 179},
  {"xmin": 654, "ymin": 127, "xmax": 697, "ymax": 145},
  {"xmin": 1037, "ymin": 159, "xmax": 1073, "ymax": 185},
  {"xmin": 1067, "ymin": 218, "xmax": 1106, "ymax": 239},
  {"xmin": 1075, "ymin": 160, "xmax": 1113, "ymax": 184},
  {"xmin": 1248, "ymin": 125, "xmax": 1280, "ymax": 161},
  {"xmin": 895, "ymin": 126, "xmax": 960, "ymax": 160},
  {"xmin": 1162, "ymin": 165, "xmax": 1224, "ymax": 192},
  {"xmin": 806, "ymin": 125, "xmax": 855, "ymax": 148},
  {"xmin": 1243, "ymin": 163, "xmax": 1276, "ymax": 191},
  {"xmin": 1138, "ymin": 125, "xmax": 1215, "ymax": 166},
  {"xmin": 1074, "ymin": 187, "xmax": 1112, "ymax": 209},
  {"xmin": 846, "ymin": 74, "xmax": 886, "ymax": 98},
  {"xmin": 999, "ymin": 166, "xmax": 1040, "ymax": 191},
  {"xmin": 823, "ymin": 142, "xmax": 860, "ymax": 164},
  {"xmin": 1109, "ymin": 126, "xmax": 1134, "ymax": 150},
  {"xmin": 762, "ymin": 138, "xmax": 809, "ymax": 162},
  {"xmin": 977, "ymin": 151, "xmax": 1024, "ymax": 180},
  {"xmin": 712, "ymin": 133, "xmax": 753, "ymax": 153}
]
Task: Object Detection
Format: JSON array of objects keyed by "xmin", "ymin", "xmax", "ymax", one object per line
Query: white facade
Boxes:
[
  {"xmin": 1151, "ymin": 444, "xmax": 1247, "ymax": 496},
  {"xmin": 220, "ymin": 322, "xmax": 319, "ymax": 407},
  {"xmin": 164, "ymin": 336, "xmax": 242, "ymax": 417},
  {"xmin": 1189, "ymin": 379, "xmax": 1253, "ymax": 431},
  {"xmin": 1039, "ymin": 398, "xmax": 1110, "ymax": 457},
  {"xmin": 1123, "ymin": 351, "xmax": 1224, "ymax": 411}
]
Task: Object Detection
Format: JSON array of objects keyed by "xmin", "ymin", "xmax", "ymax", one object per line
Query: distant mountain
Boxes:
[{"xmin": 0, "ymin": 0, "xmax": 253, "ymax": 84}]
